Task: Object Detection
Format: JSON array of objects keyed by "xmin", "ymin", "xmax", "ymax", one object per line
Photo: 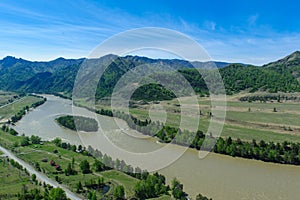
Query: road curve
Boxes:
[{"xmin": 0, "ymin": 145, "xmax": 82, "ymax": 200}]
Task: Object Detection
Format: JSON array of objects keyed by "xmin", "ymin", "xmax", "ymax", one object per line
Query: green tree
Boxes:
[
  {"xmin": 20, "ymin": 136, "xmax": 30, "ymax": 146},
  {"xmin": 114, "ymin": 185, "xmax": 125, "ymax": 199},
  {"xmin": 71, "ymin": 145, "xmax": 77, "ymax": 152},
  {"xmin": 79, "ymin": 160, "xmax": 91, "ymax": 174},
  {"xmin": 98, "ymin": 177, "xmax": 104, "ymax": 186},
  {"xmin": 30, "ymin": 135, "xmax": 41, "ymax": 144},
  {"xmin": 91, "ymin": 192, "xmax": 97, "ymax": 200},
  {"xmin": 65, "ymin": 163, "xmax": 76, "ymax": 176},
  {"xmin": 31, "ymin": 174, "xmax": 37, "ymax": 182},
  {"xmin": 171, "ymin": 178, "xmax": 186, "ymax": 200},
  {"xmin": 48, "ymin": 187, "xmax": 67, "ymax": 200},
  {"xmin": 76, "ymin": 181, "xmax": 83, "ymax": 193},
  {"xmin": 52, "ymin": 138, "xmax": 62, "ymax": 147},
  {"xmin": 93, "ymin": 159, "xmax": 105, "ymax": 172},
  {"xmin": 196, "ymin": 193, "xmax": 212, "ymax": 200}
]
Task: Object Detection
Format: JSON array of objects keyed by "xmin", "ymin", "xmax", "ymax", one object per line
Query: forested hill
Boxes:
[
  {"xmin": 0, "ymin": 55, "xmax": 231, "ymax": 98},
  {"xmin": 180, "ymin": 51, "xmax": 300, "ymax": 95},
  {"xmin": 0, "ymin": 51, "xmax": 300, "ymax": 100},
  {"xmin": 0, "ymin": 56, "xmax": 84, "ymax": 94}
]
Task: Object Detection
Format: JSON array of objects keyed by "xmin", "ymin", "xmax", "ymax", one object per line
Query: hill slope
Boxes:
[{"xmin": 0, "ymin": 52, "xmax": 299, "ymax": 100}]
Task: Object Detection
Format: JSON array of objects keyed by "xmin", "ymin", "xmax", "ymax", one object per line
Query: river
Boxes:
[{"xmin": 14, "ymin": 95, "xmax": 300, "ymax": 200}]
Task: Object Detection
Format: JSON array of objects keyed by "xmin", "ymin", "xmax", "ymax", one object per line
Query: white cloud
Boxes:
[
  {"xmin": 248, "ymin": 14, "xmax": 259, "ymax": 26},
  {"xmin": 204, "ymin": 21, "xmax": 216, "ymax": 31}
]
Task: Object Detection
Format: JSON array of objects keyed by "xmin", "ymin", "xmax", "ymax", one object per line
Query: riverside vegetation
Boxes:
[
  {"xmin": 0, "ymin": 93, "xmax": 212, "ymax": 199},
  {"xmin": 0, "ymin": 125, "xmax": 212, "ymax": 200},
  {"xmin": 87, "ymin": 105, "xmax": 300, "ymax": 166},
  {"xmin": 1, "ymin": 51, "xmax": 300, "ymax": 199},
  {"xmin": 56, "ymin": 115, "xmax": 98, "ymax": 132},
  {"xmin": 0, "ymin": 154, "xmax": 69, "ymax": 200}
]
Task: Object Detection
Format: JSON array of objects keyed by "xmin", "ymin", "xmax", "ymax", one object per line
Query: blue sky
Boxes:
[{"xmin": 1, "ymin": 0, "xmax": 300, "ymax": 65}]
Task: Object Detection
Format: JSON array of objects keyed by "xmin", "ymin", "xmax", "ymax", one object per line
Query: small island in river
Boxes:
[{"xmin": 56, "ymin": 115, "xmax": 98, "ymax": 132}]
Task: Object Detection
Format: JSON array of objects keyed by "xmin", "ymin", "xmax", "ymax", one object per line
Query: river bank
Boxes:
[{"xmin": 13, "ymin": 95, "xmax": 300, "ymax": 199}]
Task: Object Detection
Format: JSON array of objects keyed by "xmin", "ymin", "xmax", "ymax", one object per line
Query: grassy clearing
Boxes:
[
  {"xmin": 0, "ymin": 95, "xmax": 43, "ymax": 121},
  {"xmin": 0, "ymin": 156, "xmax": 38, "ymax": 200},
  {"xmin": 11, "ymin": 140, "xmax": 140, "ymax": 199},
  {"xmin": 0, "ymin": 91, "xmax": 18, "ymax": 107},
  {"xmin": 221, "ymin": 124, "xmax": 300, "ymax": 143},
  {"xmin": 101, "ymin": 170, "xmax": 138, "ymax": 197},
  {"xmin": 0, "ymin": 129, "xmax": 23, "ymax": 148},
  {"xmin": 100, "ymin": 95, "xmax": 300, "ymax": 143},
  {"xmin": 226, "ymin": 110, "xmax": 300, "ymax": 127}
]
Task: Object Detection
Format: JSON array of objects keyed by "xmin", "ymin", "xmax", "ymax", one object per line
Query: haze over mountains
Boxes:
[{"xmin": 0, "ymin": 51, "xmax": 300, "ymax": 100}]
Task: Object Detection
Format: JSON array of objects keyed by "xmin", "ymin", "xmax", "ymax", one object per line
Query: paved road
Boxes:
[{"xmin": 0, "ymin": 145, "xmax": 82, "ymax": 200}]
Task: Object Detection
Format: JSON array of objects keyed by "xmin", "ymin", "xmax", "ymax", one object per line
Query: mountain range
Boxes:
[{"xmin": 0, "ymin": 51, "xmax": 300, "ymax": 100}]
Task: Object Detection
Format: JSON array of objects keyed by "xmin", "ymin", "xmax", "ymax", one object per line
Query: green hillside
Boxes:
[{"xmin": 0, "ymin": 51, "xmax": 300, "ymax": 101}]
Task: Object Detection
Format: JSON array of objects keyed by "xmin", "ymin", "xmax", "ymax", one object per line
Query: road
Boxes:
[{"xmin": 0, "ymin": 145, "xmax": 82, "ymax": 200}]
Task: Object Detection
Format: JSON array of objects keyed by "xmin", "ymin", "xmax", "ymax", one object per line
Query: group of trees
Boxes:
[
  {"xmin": 9, "ymin": 96, "xmax": 46, "ymax": 123},
  {"xmin": 239, "ymin": 94, "xmax": 297, "ymax": 102},
  {"xmin": 10, "ymin": 108, "xmax": 26, "ymax": 123},
  {"xmin": 18, "ymin": 187, "xmax": 67, "ymax": 200},
  {"xmin": 214, "ymin": 137, "xmax": 300, "ymax": 165},
  {"xmin": 76, "ymin": 177, "xmax": 104, "ymax": 198},
  {"xmin": 95, "ymin": 106, "xmax": 300, "ymax": 166},
  {"xmin": 134, "ymin": 172, "xmax": 169, "ymax": 199},
  {"xmin": 1, "ymin": 126, "xmax": 42, "ymax": 147},
  {"xmin": 179, "ymin": 64, "xmax": 300, "ymax": 95},
  {"xmin": 131, "ymin": 83, "xmax": 176, "ymax": 101},
  {"xmin": 95, "ymin": 107, "xmax": 207, "ymax": 148},
  {"xmin": 79, "ymin": 159, "xmax": 91, "ymax": 174},
  {"xmin": 31, "ymin": 96, "xmax": 47, "ymax": 108},
  {"xmin": 171, "ymin": 178, "xmax": 186, "ymax": 199},
  {"xmin": 196, "ymin": 193, "xmax": 213, "ymax": 200},
  {"xmin": 56, "ymin": 115, "xmax": 98, "ymax": 132},
  {"xmin": 113, "ymin": 185, "xmax": 125, "ymax": 199},
  {"xmin": 64, "ymin": 161, "xmax": 77, "ymax": 176},
  {"xmin": 133, "ymin": 175, "xmax": 211, "ymax": 200},
  {"xmin": 2, "ymin": 124, "xmax": 18, "ymax": 135},
  {"xmin": 5, "ymin": 128, "xmax": 213, "ymax": 200},
  {"xmin": 86, "ymin": 144, "xmax": 146, "ymax": 178},
  {"xmin": 4, "ymin": 156, "xmax": 67, "ymax": 200}
]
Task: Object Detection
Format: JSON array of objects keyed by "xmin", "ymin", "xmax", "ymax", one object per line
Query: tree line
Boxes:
[
  {"xmin": 9, "ymin": 95, "xmax": 46, "ymax": 124},
  {"xmin": 94, "ymin": 107, "xmax": 300, "ymax": 166},
  {"xmin": 239, "ymin": 94, "xmax": 298, "ymax": 102}
]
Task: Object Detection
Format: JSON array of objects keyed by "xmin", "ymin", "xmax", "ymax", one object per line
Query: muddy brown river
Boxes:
[{"xmin": 14, "ymin": 95, "xmax": 300, "ymax": 199}]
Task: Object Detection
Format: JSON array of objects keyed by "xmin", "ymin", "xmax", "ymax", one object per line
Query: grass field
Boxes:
[
  {"xmin": 0, "ymin": 95, "xmax": 43, "ymax": 121},
  {"xmin": 16, "ymin": 142, "xmax": 108, "ymax": 198},
  {"xmin": 92, "ymin": 92, "xmax": 300, "ymax": 144},
  {"xmin": 0, "ymin": 129, "xmax": 23, "ymax": 148},
  {"xmin": 0, "ymin": 154, "xmax": 39, "ymax": 200},
  {"xmin": 12, "ymin": 140, "xmax": 141, "ymax": 199},
  {"xmin": 101, "ymin": 170, "xmax": 138, "ymax": 197},
  {"xmin": 0, "ymin": 91, "xmax": 18, "ymax": 107}
]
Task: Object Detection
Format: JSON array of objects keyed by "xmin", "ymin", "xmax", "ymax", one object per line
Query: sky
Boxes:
[{"xmin": 1, "ymin": 0, "xmax": 300, "ymax": 65}]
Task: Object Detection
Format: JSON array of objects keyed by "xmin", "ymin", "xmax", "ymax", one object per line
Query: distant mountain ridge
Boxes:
[
  {"xmin": 0, "ymin": 51, "xmax": 299, "ymax": 100},
  {"xmin": 264, "ymin": 51, "xmax": 300, "ymax": 68}
]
